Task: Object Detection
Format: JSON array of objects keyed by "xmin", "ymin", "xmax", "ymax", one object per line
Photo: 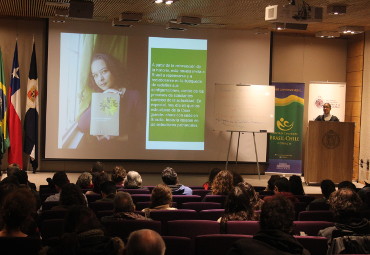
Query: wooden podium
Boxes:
[{"xmin": 304, "ymin": 121, "xmax": 354, "ymax": 184}]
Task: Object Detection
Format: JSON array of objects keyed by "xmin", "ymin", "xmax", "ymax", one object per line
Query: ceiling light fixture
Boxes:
[
  {"xmin": 166, "ymin": 22, "xmax": 187, "ymax": 30},
  {"xmin": 154, "ymin": 0, "xmax": 177, "ymax": 4},
  {"xmin": 339, "ymin": 26, "xmax": 364, "ymax": 35},
  {"xmin": 273, "ymin": 22, "xmax": 286, "ymax": 30},
  {"xmin": 112, "ymin": 18, "xmax": 134, "ymax": 27},
  {"xmin": 327, "ymin": 5, "xmax": 346, "ymax": 15},
  {"xmin": 315, "ymin": 31, "xmax": 340, "ymax": 38}
]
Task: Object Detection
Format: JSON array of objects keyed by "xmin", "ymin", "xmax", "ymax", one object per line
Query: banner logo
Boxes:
[
  {"xmin": 277, "ymin": 117, "xmax": 294, "ymax": 131},
  {"xmin": 322, "ymin": 129, "xmax": 340, "ymax": 149}
]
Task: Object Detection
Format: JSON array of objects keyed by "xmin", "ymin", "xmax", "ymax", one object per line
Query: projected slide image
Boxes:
[
  {"xmin": 146, "ymin": 37, "xmax": 207, "ymax": 150},
  {"xmin": 58, "ymin": 33, "xmax": 131, "ymax": 148}
]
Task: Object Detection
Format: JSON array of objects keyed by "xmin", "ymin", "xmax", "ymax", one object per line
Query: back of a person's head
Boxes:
[
  {"xmin": 150, "ymin": 184, "xmax": 172, "ymax": 208},
  {"xmin": 1, "ymin": 188, "xmax": 36, "ymax": 231},
  {"xmin": 232, "ymin": 171, "xmax": 244, "ymax": 186},
  {"xmin": 60, "ymin": 183, "xmax": 87, "ymax": 207},
  {"xmin": 100, "ymin": 181, "xmax": 117, "ymax": 195},
  {"xmin": 211, "ymin": 170, "xmax": 234, "ymax": 195},
  {"xmin": 329, "ymin": 188, "xmax": 363, "ymax": 222},
  {"xmin": 92, "ymin": 172, "xmax": 110, "ymax": 194},
  {"xmin": 114, "ymin": 192, "xmax": 135, "ymax": 212},
  {"xmin": 91, "ymin": 161, "xmax": 104, "ymax": 173},
  {"xmin": 76, "ymin": 172, "xmax": 93, "ymax": 189},
  {"xmin": 112, "ymin": 166, "xmax": 127, "ymax": 184},
  {"xmin": 65, "ymin": 205, "xmax": 102, "ymax": 233},
  {"xmin": 161, "ymin": 167, "xmax": 178, "ymax": 185},
  {"xmin": 260, "ymin": 195, "xmax": 294, "ymax": 234},
  {"xmin": 52, "ymin": 171, "xmax": 69, "ymax": 188},
  {"xmin": 274, "ymin": 177, "xmax": 290, "ymax": 192},
  {"xmin": 125, "ymin": 229, "xmax": 165, "ymax": 255},
  {"xmin": 6, "ymin": 163, "xmax": 20, "ymax": 177},
  {"xmin": 124, "ymin": 171, "xmax": 142, "ymax": 188},
  {"xmin": 289, "ymin": 175, "xmax": 304, "ymax": 195},
  {"xmin": 208, "ymin": 168, "xmax": 221, "ymax": 185},
  {"xmin": 13, "ymin": 170, "xmax": 28, "ymax": 185},
  {"xmin": 321, "ymin": 179, "xmax": 336, "ymax": 199},
  {"xmin": 225, "ymin": 183, "xmax": 253, "ymax": 214},
  {"xmin": 267, "ymin": 175, "xmax": 281, "ymax": 191},
  {"xmin": 338, "ymin": 180, "xmax": 357, "ymax": 192}
]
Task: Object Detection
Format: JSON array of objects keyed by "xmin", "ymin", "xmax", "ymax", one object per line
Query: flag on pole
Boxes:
[
  {"xmin": 24, "ymin": 42, "xmax": 39, "ymax": 171},
  {"xmin": 8, "ymin": 42, "xmax": 23, "ymax": 168},
  {"xmin": 0, "ymin": 48, "xmax": 9, "ymax": 159}
]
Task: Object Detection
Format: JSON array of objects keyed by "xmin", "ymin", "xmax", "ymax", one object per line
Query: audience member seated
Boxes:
[
  {"xmin": 76, "ymin": 172, "xmax": 93, "ymax": 190},
  {"xmin": 203, "ymin": 168, "xmax": 221, "ymax": 190},
  {"xmin": 13, "ymin": 169, "xmax": 41, "ymax": 209},
  {"xmin": 91, "ymin": 161, "xmax": 105, "ymax": 174},
  {"xmin": 243, "ymin": 182, "xmax": 264, "ymax": 211},
  {"xmin": 41, "ymin": 205, "xmax": 124, "ymax": 255},
  {"xmin": 265, "ymin": 175, "xmax": 281, "ymax": 192},
  {"xmin": 211, "ymin": 170, "xmax": 234, "ymax": 195},
  {"xmin": 307, "ymin": 179, "xmax": 335, "ymax": 210},
  {"xmin": 319, "ymin": 188, "xmax": 370, "ymax": 253},
  {"xmin": 39, "ymin": 172, "xmax": 70, "ymax": 213},
  {"xmin": 7, "ymin": 163, "xmax": 37, "ymax": 191},
  {"xmin": 124, "ymin": 229, "xmax": 165, "ymax": 255},
  {"xmin": 0, "ymin": 188, "xmax": 38, "ymax": 238},
  {"xmin": 161, "ymin": 167, "xmax": 192, "ymax": 195},
  {"xmin": 289, "ymin": 175, "xmax": 305, "ymax": 196},
  {"xmin": 101, "ymin": 192, "xmax": 148, "ymax": 222},
  {"xmin": 112, "ymin": 166, "xmax": 127, "ymax": 188},
  {"xmin": 264, "ymin": 177, "xmax": 299, "ymax": 204},
  {"xmin": 86, "ymin": 172, "xmax": 110, "ymax": 196},
  {"xmin": 337, "ymin": 180, "xmax": 357, "ymax": 192},
  {"xmin": 228, "ymin": 196, "xmax": 310, "ymax": 255},
  {"xmin": 96, "ymin": 181, "xmax": 117, "ymax": 202},
  {"xmin": 358, "ymin": 181, "xmax": 370, "ymax": 209},
  {"xmin": 124, "ymin": 171, "xmax": 143, "ymax": 189},
  {"xmin": 219, "ymin": 182, "xmax": 260, "ymax": 230},
  {"xmin": 51, "ymin": 183, "xmax": 87, "ymax": 210},
  {"xmin": 143, "ymin": 184, "xmax": 177, "ymax": 218}
]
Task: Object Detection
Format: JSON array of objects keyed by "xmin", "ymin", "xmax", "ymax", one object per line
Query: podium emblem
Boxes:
[{"xmin": 322, "ymin": 129, "xmax": 340, "ymax": 149}]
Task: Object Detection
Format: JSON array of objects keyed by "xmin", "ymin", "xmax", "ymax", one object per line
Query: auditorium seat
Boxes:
[
  {"xmin": 203, "ymin": 195, "xmax": 227, "ymax": 206},
  {"xmin": 135, "ymin": 201, "xmax": 178, "ymax": 211},
  {"xmin": 198, "ymin": 209, "xmax": 224, "ymax": 221},
  {"xmin": 117, "ymin": 188, "xmax": 151, "ymax": 194},
  {"xmin": 307, "ymin": 202, "xmax": 330, "ymax": 211},
  {"xmin": 0, "ymin": 237, "xmax": 42, "ymax": 255},
  {"xmin": 293, "ymin": 221, "xmax": 334, "ymax": 236},
  {"xmin": 167, "ymin": 220, "xmax": 220, "ymax": 239},
  {"xmin": 181, "ymin": 202, "xmax": 222, "ymax": 211},
  {"xmin": 39, "ymin": 209, "xmax": 68, "ymax": 221},
  {"xmin": 298, "ymin": 210, "xmax": 334, "ymax": 221},
  {"xmin": 85, "ymin": 193, "xmax": 102, "ymax": 203},
  {"xmin": 130, "ymin": 194, "xmax": 151, "ymax": 204},
  {"xmin": 192, "ymin": 189, "xmax": 211, "ymax": 199},
  {"xmin": 195, "ymin": 234, "xmax": 251, "ymax": 255},
  {"xmin": 172, "ymin": 195, "xmax": 202, "ymax": 207},
  {"xmin": 40, "ymin": 218, "xmax": 65, "ymax": 245},
  {"xmin": 41, "ymin": 201, "xmax": 60, "ymax": 211},
  {"xmin": 162, "ymin": 236, "xmax": 192, "ymax": 255},
  {"xmin": 295, "ymin": 236, "xmax": 328, "ymax": 255},
  {"xmin": 225, "ymin": 221, "xmax": 260, "ymax": 235},
  {"xmin": 102, "ymin": 220, "xmax": 161, "ymax": 242},
  {"xmin": 88, "ymin": 201, "xmax": 114, "ymax": 215},
  {"xmin": 149, "ymin": 210, "xmax": 198, "ymax": 234}
]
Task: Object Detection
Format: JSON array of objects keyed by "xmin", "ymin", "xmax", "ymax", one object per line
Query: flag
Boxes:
[
  {"xmin": 24, "ymin": 42, "xmax": 39, "ymax": 171},
  {"xmin": 0, "ymin": 48, "xmax": 9, "ymax": 158},
  {"xmin": 8, "ymin": 42, "xmax": 23, "ymax": 168}
]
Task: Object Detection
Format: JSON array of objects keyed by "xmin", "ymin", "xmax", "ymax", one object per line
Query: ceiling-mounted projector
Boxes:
[{"xmin": 265, "ymin": 4, "xmax": 323, "ymax": 23}]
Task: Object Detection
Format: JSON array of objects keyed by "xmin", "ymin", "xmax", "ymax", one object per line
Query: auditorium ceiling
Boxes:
[{"xmin": 0, "ymin": 0, "xmax": 369, "ymax": 35}]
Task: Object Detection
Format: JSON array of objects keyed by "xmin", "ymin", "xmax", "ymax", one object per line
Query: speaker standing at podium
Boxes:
[{"xmin": 314, "ymin": 103, "xmax": 339, "ymax": 122}]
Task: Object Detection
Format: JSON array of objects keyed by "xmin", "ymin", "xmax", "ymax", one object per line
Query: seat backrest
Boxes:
[
  {"xmin": 182, "ymin": 202, "xmax": 222, "ymax": 211},
  {"xmin": 295, "ymin": 236, "xmax": 328, "ymax": 255},
  {"xmin": 136, "ymin": 202, "xmax": 178, "ymax": 211},
  {"xmin": 85, "ymin": 193, "xmax": 102, "ymax": 203},
  {"xmin": 0, "ymin": 237, "xmax": 42, "ymax": 255},
  {"xmin": 88, "ymin": 201, "xmax": 114, "ymax": 214},
  {"xmin": 118, "ymin": 188, "xmax": 150, "ymax": 194},
  {"xmin": 293, "ymin": 221, "xmax": 334, "ymax": 236},
  {"xmin": 225, "ymin": 221, "xmax": 260, "ymax": 235},
  {"xmin": 203, "ymin": 195, "xmax": 227, "ymax": 206},
  {"xmin": 198, "ymin": 209, "xmax": 224, "ymax": 221},
  {"xmin": 307, "ymin": 202, "xmax": 330, "ymax": 211},
  {"xmin": 172, "ymin": 195, "xmax": 202, "ymax": 207},
  {"xmin": 298, "ymin": 210, "xmax": 334, "ymax": 221},
  {"xmin": 40, "ymin": 219, "xmax": 65, "ymax": 242},
  {"xmin": 195, "ymin": 234, "xmax": 252, "ymax": 255},
  {"xmin": 130, "ymin": 194, "xmax": 151, "ymax": 204},
  {"xmin": 149, "ymin": 209, "xmax": 198, "ymax": 222},
  {"xmin": 41, "ymin": 201, "xmax": 60, "ymax": 211},
  {"xmin": 102, "ymin": 220, "xmax": 161, "ymax": 241},
  {"xmin": 162, "ymin": 236, "xmax": 192, "ymax": 255},
  {"xmin": 167, "ymin": 220, "xmax": 220, "ymax": 239},
  {"xmin": 40, "ymin": 209, "xmax": 68, "ymax": 221},
  {"xmin": 192, "ymin": 190, "xmax": 211, "ymax": 199}
]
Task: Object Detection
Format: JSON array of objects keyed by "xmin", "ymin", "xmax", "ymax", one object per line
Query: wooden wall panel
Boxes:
[
  {"xmin": 347, "ymin": 55, "xmax": 364, "ymax": 72},
  {"xmin": 347, "ymin": 71, "xmax": 363, "ymax": 86}
]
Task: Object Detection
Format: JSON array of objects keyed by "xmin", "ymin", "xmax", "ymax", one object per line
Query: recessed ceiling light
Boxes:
[
  {"xmin": 339, "ymin": 26, "xmax": 364, "ymax": 35},
  {"xmin": 315, "ymin": 31, "xmax": 340, "ymax": 38},
  {"xmin": 327, "ymin": 5, "xmax": 346, "ymax": 15}
]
